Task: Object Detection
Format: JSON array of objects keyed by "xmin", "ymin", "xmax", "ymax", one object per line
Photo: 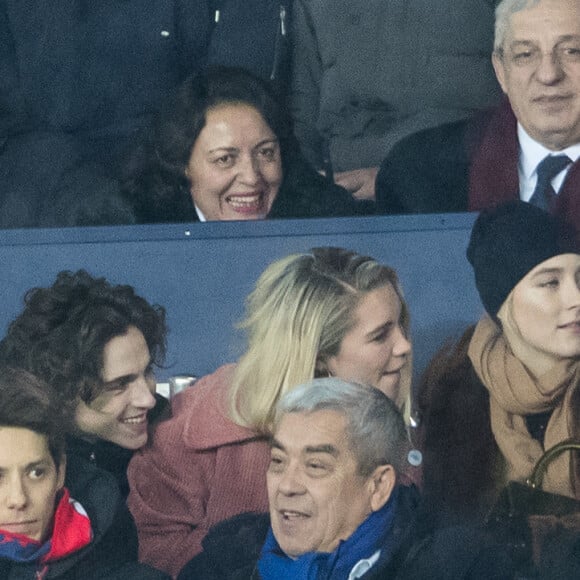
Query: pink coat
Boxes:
[{"xmin": 127, "ymin": 364, "xmax": 270, "ymax": 578}]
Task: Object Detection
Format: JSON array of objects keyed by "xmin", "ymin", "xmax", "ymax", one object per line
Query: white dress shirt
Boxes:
[{"xmin": 517, "ymin": 125, "xmax": 580, "ymax": 201}]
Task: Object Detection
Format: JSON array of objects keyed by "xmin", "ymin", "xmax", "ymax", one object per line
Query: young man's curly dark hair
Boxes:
[{"xmin": 0, "ymin": 270, "xmax": 167, "ymax": 414}]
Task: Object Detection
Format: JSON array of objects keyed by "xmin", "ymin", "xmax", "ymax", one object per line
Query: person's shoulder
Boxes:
[
  {"xmin": 156, "ymin": 364, "xmax": 258, "ymax": 450},
  {"xmin": 398, "ymin": 523, "xmax": 516, "ymax": 580},
  {"xmin": 274, "ymin": 152, "xmax": 364, "ymax": 218},
  {"xmin": 178, "ymin": 512, "xmax": 269, "ymax": 580},
  {"xmin": 373, "ymin": 489, "xmax": 515, "ymax": 580},
  {"xmin": 171, "ymin": 363, "xmax": 236, "ymax": 419},
  {"xmin": 64, "ymin": 454, "xmax": 133, "ymax": 542},
  {"xmin": 86, "ymin": 561, "xmax": 171, "ymax": 580},
  {"xmin": 64, "ymin": 452, "xmax": 121, "ymax": 507},
  {"xmin": 388, "ymin": 120, "xmax": 472, "ymax": 167},
  {"xmin": 66, "ymin": 434, "xmax": 133, "ymax": 498},
  {"xmin": 376, "ymin": 120, "xmax": 473, "ymax": 214},
  {"xmin": 63, "ymin": 554, "xmax": 170, "ymax": 580},
  {"xmin": 202, "ymin": 511, "xmax": 270, "ymax": 555}
]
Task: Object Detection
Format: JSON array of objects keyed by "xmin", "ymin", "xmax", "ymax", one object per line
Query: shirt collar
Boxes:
[
  {"xmin": 518, "ymin": 123, "xmax": 580, "ymax": 179},
  {"xmin": 194, "ymin": 205, "xmax": 207, "ymax": 222},
  {"xmin": 348, "ymin": 550, "xmax": 381, "ymax": 580}
]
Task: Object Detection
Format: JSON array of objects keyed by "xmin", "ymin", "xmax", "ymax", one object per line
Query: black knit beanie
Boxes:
[{"xmin": 467, "ymin": 201, "xmax": 579, "ymax": 317}]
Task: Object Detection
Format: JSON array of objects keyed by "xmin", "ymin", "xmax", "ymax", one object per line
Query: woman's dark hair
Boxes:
[
  {"xmin": 0, "ymin": 270, "xmax": 167, "ymax": 413},
  {"xmin": 122, "ymin": 66, "xmax": 292, "ymax": 223},
  {"xmin": 0, "ymin": 367, "xmax": 67, "ymax": 468}
]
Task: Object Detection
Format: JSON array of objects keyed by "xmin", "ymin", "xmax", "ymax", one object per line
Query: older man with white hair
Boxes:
[
  {"xmin": 178, "ymin": 378, "xmax": 514, "ymax": 579},
  {"xmin": 376, "ymin": 0, "xmax": 580, "ymax": 237}
]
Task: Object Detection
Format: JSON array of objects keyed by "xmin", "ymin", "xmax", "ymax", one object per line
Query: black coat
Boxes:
[
  {"xmin": 178, "ymin": 485, "xmax": 515, "ymax": 580},
  {"xmin": 66, "ymin": 394, "xmax": 169, "ymax": 500},
  {"xmin": 268, "ymin": 152, "xmax": 374, "ymax": 219},
  {"xmin": 0, "ymin": 460, "xmax": 169, "ymax": 580},
  {"xmin": 375, "ymin": 119, "xmax": 473, "ymax": 215}
]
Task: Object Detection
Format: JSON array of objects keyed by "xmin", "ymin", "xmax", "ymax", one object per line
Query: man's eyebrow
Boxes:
[
  {"xmin": 509, "ymin": 40, "xmax": 535, "ymax": 47},
  {"xmin": 509, "ymin": 35, "xmax": 580, "ymax": 48},
  {"xmin": 0, "ymin": 459, "xmax": 51, "ymax": 474},
  {"xmin": 556, "ymin": 34, "xmax": 580, "ymax": 43},
  {"xmin": 26, "ymin": 459, "xmax": 50, "ymax": 470},
  {"xmin": 103, "ymin": 373, "xmax": 137, "ymax": 388},
  {"xmin": 270, "ymin": 437, "xmax": 285, "ymax": 451},
  {"xmin": 269, "ymin": 440, "xmax": 339, "ymax": 457},
  {"xmin": 304, "ymin": 444, "xmax": 339, "ymax": 457}
]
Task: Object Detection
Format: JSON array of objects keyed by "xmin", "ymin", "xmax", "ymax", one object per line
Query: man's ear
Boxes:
[
  {"xmin": 368, "ymin": 464, "xmax": 396, "ymax": 512},
  {"xmin": 57, "ymin": 454, "xmax": 67, "ymax": 490},
  {"xmin": 492, "ymin": 52, "xmax": 508, "ymax": 94}
]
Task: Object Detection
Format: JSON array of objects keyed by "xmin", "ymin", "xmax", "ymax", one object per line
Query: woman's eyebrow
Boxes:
[
  {"xmin": 253, "ymin": 138, "xmax": 279, "ymax": 149},
  {"xmin": 531, "ymin": 267, "xmax": 563, "ymax": 278},
  {"xmin": 207, "ymin": 146, "xmax": 238, "ymax": 154}
]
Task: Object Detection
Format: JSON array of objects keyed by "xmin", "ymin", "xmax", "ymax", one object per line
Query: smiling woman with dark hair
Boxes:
[{"xmin": 122, "ymin": 66, "xmax": 368, "ymax": 223}]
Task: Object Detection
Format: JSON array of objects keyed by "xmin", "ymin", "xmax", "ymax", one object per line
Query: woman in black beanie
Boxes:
[
  {"xmin": 466, "ymin": 201, "xmax": 579, "ymax": 498},
  {"xmin": 415, "ymin": 202, "xmax": 579, "ymax": 572}
]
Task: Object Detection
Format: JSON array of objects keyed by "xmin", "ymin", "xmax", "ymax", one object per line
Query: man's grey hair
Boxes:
[
  {"xmin": 494, "ymin": 0, "xmax": 542, "ymax": 54},
  {"xmin": 273, "ymin": 378, "xmax": 409, "ymax": 477}
]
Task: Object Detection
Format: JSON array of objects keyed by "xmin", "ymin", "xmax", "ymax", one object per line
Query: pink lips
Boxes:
[
  {"xmin": 275, "ymin": 508, "xmax": 311, "ymax": 536},
  {"xmin": 225, "ymin": 191, "xmax": 267, "ymax": 215},
  {"xmin": 559, "ymin": 319, "xmax": 580, "ymax": 331},
  {"xmin": 120, "ymin": 413, "xmax": 149, "ymax": 439},
  {"xmin": 279, "ymin": 508, "xmax": 310, "ymax": 519},
  {"xmin": 1, "ymin": 521, "xmax": 37, "ymax": 535},
  {"xmin": 532, "ymin": 94, "xmax": 573, "ymax": 108}
]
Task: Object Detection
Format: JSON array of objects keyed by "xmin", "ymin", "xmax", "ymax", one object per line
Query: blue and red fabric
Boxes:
[{"xmin": 0, "ymin": 487, "xmax": 92, "ymax": 567}]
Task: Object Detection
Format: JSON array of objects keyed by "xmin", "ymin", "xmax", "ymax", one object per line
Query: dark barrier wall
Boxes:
[{"xmin": 0, "ymin": 213, "xmax": 483, "ymax": 382}]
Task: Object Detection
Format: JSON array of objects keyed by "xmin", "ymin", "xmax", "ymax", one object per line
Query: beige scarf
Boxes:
[{"xmin": 468, "ymin": 316, "xmax": 580, "ymax": 499}]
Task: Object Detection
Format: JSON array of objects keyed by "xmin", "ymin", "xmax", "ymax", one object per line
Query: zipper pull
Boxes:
[
  {"xmin": 280, "ymin": 5, "xmax": 286, "ymax": 36},
  {"xmin": 214, "ymin": 9, "xmax": 220, "ymax": 24}
]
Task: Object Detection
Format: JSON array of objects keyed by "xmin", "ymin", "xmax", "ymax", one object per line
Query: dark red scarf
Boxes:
[{"xmin": 468, "ymin": 99, "xmax": 580, "ymax": 237}]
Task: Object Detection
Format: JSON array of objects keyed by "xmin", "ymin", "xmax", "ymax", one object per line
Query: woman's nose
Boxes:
[
  {"xmin": 237, "ymin": 155, "xmax": 261, "ymax": 186},
  {"xmin": 393, "ymin": 326, "xmax": 412, "ymax": 357}
]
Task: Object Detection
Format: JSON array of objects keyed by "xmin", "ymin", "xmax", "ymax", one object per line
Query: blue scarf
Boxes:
[
  {"xmin": 258, "ymin": 486, "xmax": 400, "ymax": 580},
  {"xmin": 0, "ymin": 531, "xmax": 50, "ymax": 563}
]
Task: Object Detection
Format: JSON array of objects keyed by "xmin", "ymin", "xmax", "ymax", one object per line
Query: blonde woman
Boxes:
[{"xmin": 127, "ymin": 247, "xmax": 413, "ymax": 577}]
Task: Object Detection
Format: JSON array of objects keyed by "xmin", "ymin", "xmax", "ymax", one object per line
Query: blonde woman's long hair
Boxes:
[{"xmin": 229, "ymin": 247, "xmax": 412, "ymax": 433}]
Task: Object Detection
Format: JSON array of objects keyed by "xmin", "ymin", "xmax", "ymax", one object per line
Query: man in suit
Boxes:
[{"xmin": 376, "ymin": 0, "xmax": 580, "ymax": 235}]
